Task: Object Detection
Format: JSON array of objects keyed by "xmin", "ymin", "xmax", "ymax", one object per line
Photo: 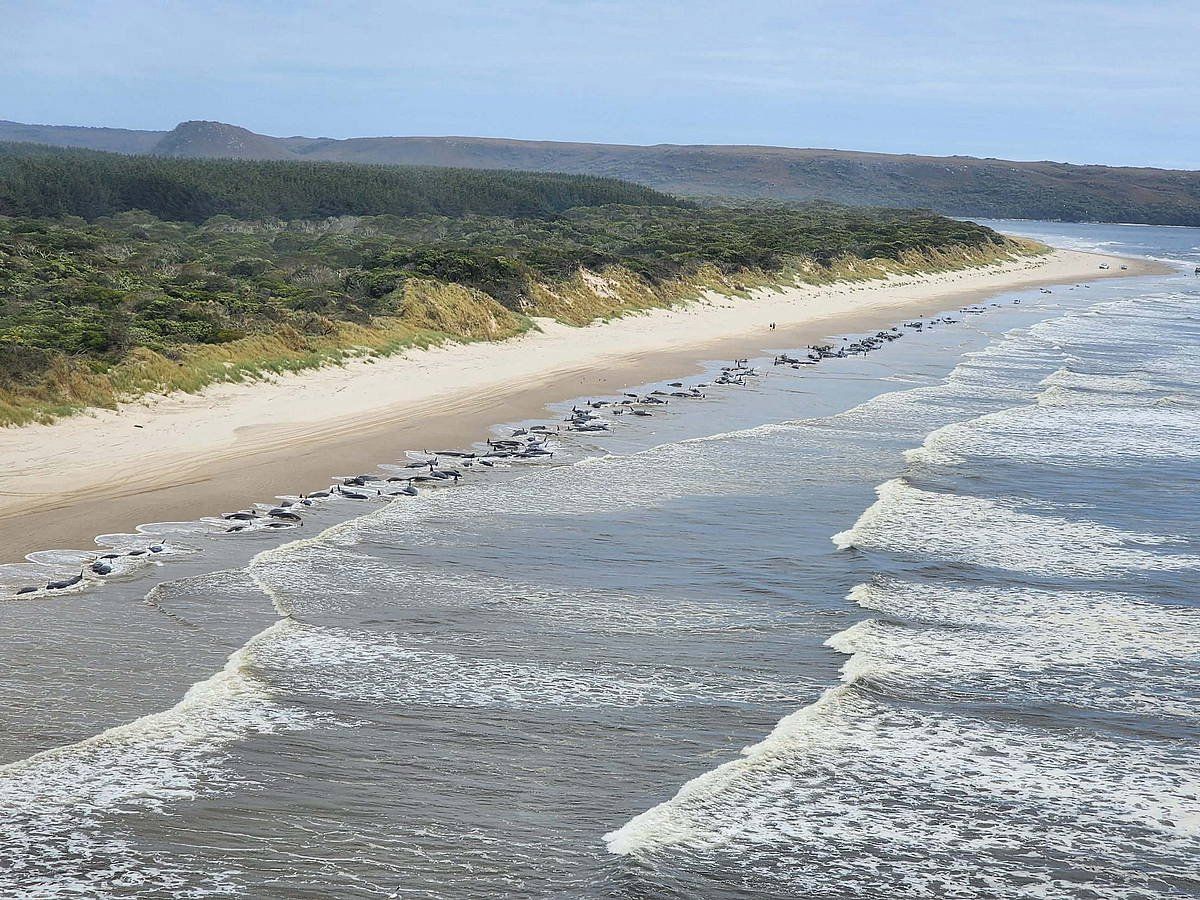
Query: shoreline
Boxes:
[{"xmin": 0, "ymin": 248, "xmax": 1167, "ymax": 561}]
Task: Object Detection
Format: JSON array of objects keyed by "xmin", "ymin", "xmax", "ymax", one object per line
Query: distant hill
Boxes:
[
  {"xmin": 2, "ymin": 118, "xmax": 1199, "ymax": 225},
  {"xmin": 0, "ymin": 119, "xmax": 164, "ymax": 154},
  {"xmin": 151, "ymin": 120, "xmax": 296, "ymax": 160},
  {"xmin": 0, "ymin": 142, "xmax": 681, "ymax": 222}
]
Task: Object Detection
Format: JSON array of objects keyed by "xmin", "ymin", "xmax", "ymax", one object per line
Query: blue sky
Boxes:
[{"xmin": 2, "ymin": 0, "xmax": 1196, "ymax": 167}]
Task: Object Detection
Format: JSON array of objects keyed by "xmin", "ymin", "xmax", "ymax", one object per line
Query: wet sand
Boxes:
[{"xmin": 0, "ymin": 249, "xmax": 1165, "ymax": 561}]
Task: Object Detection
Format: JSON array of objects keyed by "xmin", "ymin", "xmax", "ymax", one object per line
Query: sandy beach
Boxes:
[{"xmin": 0, "ymin": 247, "xmax": 1164, "ymax": 561}]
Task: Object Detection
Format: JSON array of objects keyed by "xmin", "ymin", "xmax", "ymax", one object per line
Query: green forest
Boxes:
[
  {"xmin": 0, "ymin": 142, "xmax": 679, "ymax": 221},
  {"xmin": 0, "ymin": 143, "xmax": 1019, "ymax": 424}
]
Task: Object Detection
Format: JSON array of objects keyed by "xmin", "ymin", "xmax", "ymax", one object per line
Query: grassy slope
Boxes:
[{"xmin": 4, "ymin": 278, "xmax": 530, "ymax": 425}]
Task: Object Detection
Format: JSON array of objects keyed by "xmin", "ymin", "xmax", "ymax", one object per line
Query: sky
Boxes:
[{"xmin": 2, "ymin": 0, "xmax": 1197, "ymax": 168}]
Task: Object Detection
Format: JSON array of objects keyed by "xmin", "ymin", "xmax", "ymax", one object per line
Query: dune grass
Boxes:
[
  {"xmin": 528, "ymin": 237, "xmax": 1046, "ymax": 324},
  {"xmin": 0, "ymin": 280, "xmax": 530, "ymax": 426}
]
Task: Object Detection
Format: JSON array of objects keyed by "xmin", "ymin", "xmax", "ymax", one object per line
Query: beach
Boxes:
[
  {"xmin": 0, "ymin": 247, "xmax": 1162, "ymax": 561},
  {"xmin": 1, "ymin": 219, "xmax": 1196, "ymax": 899}
]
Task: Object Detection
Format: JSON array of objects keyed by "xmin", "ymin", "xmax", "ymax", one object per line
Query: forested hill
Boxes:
[
  {"xmin": 4, "ymin": 118, "xmax": 1200, "ymax": 225},
  {"xmin": 0, "ymin": 142, "xmax": 682, "ymax": 222}
]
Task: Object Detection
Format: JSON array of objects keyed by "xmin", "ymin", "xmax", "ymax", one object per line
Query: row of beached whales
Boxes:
[
  {"xmin": 9, "ymin": 297, "xmax": 1025, "ymax": 598},
  {"xmin": 12, "ymin": 543, "xmax": 169, "ymax": 595}
]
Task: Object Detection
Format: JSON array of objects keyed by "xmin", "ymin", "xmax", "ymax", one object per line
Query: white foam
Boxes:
[
  {"xmin": 605, "ymin": 684, "xmax": 1199, "ymax": 897},
  {"xmin": 0, "ymin": 619, "xmax": 311, "ymax": 897},
  {"xmin": 609, "ymin": 281, "xmax": 1200, "ymax": 896},
  {"xmin": 913, "ymin": 395, "xmax": 1200, "ymax": 467},
  {"xmin": 833, "ymin": 478, "xmax": 1197, "ymax": 577},
  {"xmin": 251, "ymin": 623, "xmax": 817, "ymax": 709},
  {"xmin": 834, "ymin": 579, "xmax": 1200, "ymax": 719}
]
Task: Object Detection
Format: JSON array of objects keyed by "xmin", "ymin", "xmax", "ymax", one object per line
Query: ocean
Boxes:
[{"xmin": 1, "ymin": 222, "xmax": 1196, "ymax": 899}]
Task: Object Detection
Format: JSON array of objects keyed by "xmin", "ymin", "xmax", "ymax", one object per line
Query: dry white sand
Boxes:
[{"xmin": 0, "ymin": 248, "xmax": 1162, "ymax": 559}]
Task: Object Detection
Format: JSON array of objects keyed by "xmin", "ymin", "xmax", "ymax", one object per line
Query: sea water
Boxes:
[{"xmin": 0, "ymin": 222, "xmax": 1196, "ymax": 899}]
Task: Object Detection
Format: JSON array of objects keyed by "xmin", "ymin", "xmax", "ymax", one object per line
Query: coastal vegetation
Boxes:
[{"xmin": 0, "ymin": 143, "xmax": 1032, "ymax": 426}]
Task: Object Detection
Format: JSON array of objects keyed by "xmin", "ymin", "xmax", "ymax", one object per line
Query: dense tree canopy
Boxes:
[{"xmin": 0, "ymin": 142, "xmax": 683, "ymax": 222}]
